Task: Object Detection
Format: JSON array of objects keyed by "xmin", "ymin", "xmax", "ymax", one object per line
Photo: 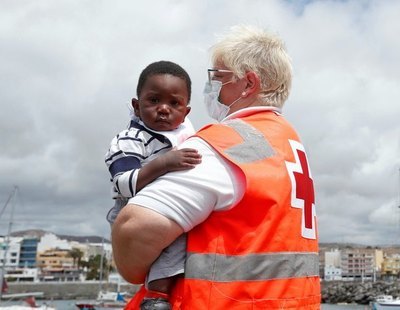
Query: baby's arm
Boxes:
[
  {"xmin": 106, "ymin": 126, "xmax": 201, "ymax": 198},
  {"xmin": 105, "ymin": 128, "xmax": 144, "ymax": 199},
  {"xmin": 135, "ymin": 148, "xmax": 201, "ymax": 192}
]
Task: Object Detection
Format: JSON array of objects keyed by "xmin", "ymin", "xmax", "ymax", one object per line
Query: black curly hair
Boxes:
[{"xmin": 136, "ymin": 60, "xmax": 191, "ymax": 103}]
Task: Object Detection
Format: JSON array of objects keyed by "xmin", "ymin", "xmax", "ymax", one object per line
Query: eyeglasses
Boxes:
[{"xmin": 207, "ymin": 69, "xmax": 234, "ymax": 83}]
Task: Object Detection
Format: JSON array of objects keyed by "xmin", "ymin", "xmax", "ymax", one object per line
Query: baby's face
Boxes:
[{"xmin": 134, "ymin": 74, "xmax": 190, "ymax": 131}]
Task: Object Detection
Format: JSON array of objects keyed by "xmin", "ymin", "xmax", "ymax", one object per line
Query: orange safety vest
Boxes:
[{"xmin": 169, "ymin": 110, "xmax": 320, "ymax": 309}]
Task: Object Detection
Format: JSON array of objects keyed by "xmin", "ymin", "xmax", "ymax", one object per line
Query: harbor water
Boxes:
[{"xmin": 0, "ymin": 300, "xmax": 370, "ymax": 309}]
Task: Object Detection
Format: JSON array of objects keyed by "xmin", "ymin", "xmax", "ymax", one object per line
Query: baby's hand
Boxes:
[{"xmin": 163, "ymin": 148, "xmax": 202, "ymax": 171}]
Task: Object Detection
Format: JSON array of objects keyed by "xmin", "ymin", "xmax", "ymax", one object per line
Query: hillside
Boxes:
[{"xmin": 10, "ymin": 229, "xmax": 110, "ymax": 243}]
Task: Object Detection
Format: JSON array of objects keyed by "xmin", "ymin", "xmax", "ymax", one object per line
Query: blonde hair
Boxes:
[{"xmin": 211, "ymin": 25, "xmax": 292, "ymax": 108}]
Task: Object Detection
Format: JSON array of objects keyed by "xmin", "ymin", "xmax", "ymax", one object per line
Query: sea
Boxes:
[{"xmin": 0, "ymin": 300, "xmax": 371, "ymax": 310}]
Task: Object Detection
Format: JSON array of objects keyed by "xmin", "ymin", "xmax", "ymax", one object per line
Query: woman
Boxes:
[{"xmin": 113, "ymin": 25, "xmax": 321, "ymax": 309}]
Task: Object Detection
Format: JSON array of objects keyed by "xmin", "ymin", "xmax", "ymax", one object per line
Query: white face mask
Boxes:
[{"xmin": 203, "ymin": 80, "xmax": 242, "ymax": 122}]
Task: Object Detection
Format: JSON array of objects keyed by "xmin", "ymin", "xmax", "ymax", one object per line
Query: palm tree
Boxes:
[
  {"xmin": 68, "ymin": 248, "xmax": 84, "ymax": 269},
  {"xmin": 84, "ymin": 254, "xmax": 108, "ymax": 280}
]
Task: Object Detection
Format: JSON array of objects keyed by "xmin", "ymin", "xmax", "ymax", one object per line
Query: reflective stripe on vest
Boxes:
[
  {"xmin": 185, "ymin": 252, "xmax": 319, "ymax": 282},
  {"xmin": 223, "ymin": 119, "xmax": 275, "ymax": 163}
]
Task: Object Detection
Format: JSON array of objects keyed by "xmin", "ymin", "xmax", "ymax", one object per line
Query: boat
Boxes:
[
  {"xmin": 0, "ymin": 295, "xmax": 55, "ymax": 309},
  {"xmin": 1, "ymin": 292, "xmax": 44, "ymax": 300},
  {"xmin": 1, "ymin": 187, "xmax": 51, "ymax": 310},
  {"xmin": 75, "ymin": 246, "xmax": 127, "ymax": 310},
  {"xmin": 97, "ymin": 290, "xmax": 127, "ymax": 302},
  {"xmin": 372, "ymin": 295, "xmax": 400, "ymax": 309},
  {"xmin": 75, "ymin": 303, "xmax": 96, "ymax": 310},
  {"xmin": 75, "ymin": 292, "xmax": 126, "ymax": 309},
  {"xmin": 0, "ymin": 304, "xmax": 55, "ymax": 310}
]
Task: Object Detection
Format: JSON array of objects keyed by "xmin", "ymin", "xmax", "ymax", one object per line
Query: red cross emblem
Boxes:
[{"xmin": 285, "ymin": 140, "xmax": 316, "ymax": 239}]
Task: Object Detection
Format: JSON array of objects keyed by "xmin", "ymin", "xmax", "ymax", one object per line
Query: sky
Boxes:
[{"xmin": 0, "ymin": 0, "xmax": 399, "ymax": 246}]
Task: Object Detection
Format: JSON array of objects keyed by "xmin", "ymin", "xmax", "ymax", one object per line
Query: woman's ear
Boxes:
[
  {"xmin": 132, "ymin": 98, "xmax": 140, "ymax": 116},
  {"xmin": 243, "ymin": 71, "xmax": 261, "ymax": 96}
]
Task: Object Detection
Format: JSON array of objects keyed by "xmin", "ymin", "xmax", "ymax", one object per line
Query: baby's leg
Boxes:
[
  {"xmin": 146, "ymin": 233, "xmax": 186, "ymax": 290},
  {"xmin": 147, "ymin": 277, "xmax": 178, "ymax": 295},
  {"xmin": 140, "ymin": 234, "xmax": 186, "ymax": 309}
]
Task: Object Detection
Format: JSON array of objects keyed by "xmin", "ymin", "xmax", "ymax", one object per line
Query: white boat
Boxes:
[
  {"xmin": 75, "ymin": 291, "xmax": 126, "ymax": 310},
  {"xmin": 0, "ymin": 305, "xmax": 55, "ymax": 310},
  {"xmin": 0, "ymin": 295, "xmax": 55, "ymax": 310},
  {"xmin": 75, "ymin": 256, "xmax": 127, "ymax": 310},
  {"xmin": 1, "ymin": 188, "xmax": 54, "ymax": 310},
  {"xmin": 0, "ymin": 307, "xmax": 54, "ymax": 310},
  {"xmin": 1, "ymin": 292, "xmax": 44, "ymax": 299},
  {"xmin": 76, "ymin": 250, "xmax": 128, "ymax": 309},
  {"xmin": 97, "ymin": 290, "xmax": 127, "ymax": 302},
  {"xmin": 372, "ymin": 295, "xmax": 400, "ymax": 310}
]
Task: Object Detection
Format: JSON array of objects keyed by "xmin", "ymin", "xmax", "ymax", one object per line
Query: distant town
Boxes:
[
  {"xmin": 320, "ymin": 243, "xmax": 400, "ymax": 282},
  {"xmin": 1, "ymin": 229, "xmax": 400, "ymax": 285},
  {"xmin": 1, "ymin": 229, "xmax": 114, "ymax": 285}
]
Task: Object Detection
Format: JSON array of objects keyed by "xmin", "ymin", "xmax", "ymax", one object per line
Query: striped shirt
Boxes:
[{"xmin": 104, "ymin": 117, "xmax": 195, "ymax": 223}]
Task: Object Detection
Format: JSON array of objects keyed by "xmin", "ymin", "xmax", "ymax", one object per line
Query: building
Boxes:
[
  {"xmin": 1, "ymin": 237, "xmax": 39, "ymax": 283},
  {"xmin": 381, "ymin": 253, "xmax": 400, "ymax": 280},
  {"xmin": 19, "ymin": 237, "xmax": 39, "ymax": 268},
  {"xmin": 340, "ymin": 248, "xmax": 377, "ymax": 281},
  {"xmin": 318, "ymin": 246, "xmax": 327, "ymax": 279},
  {"xmin": 324, "ymin": 265, "xmax": 342, "ymax": 281},
  {"xmin": 3, "ymin": 267, "xmax": 39, "ymax": 282},
  {"xmin": 375, "ymin": 248, "xmax": 384, "ymax": 275},
  {"xmin": 86, "ymin": 242, "xmax": 112, "ymax": 262},
  {"xmin": 325, "ymin": 249, "xmax": 341, "ymax": 267},
  {"xmin": 36, "ymin": 249, "xmax": 74, "ymax": 269},
  {"xmin": 0, "ymin": 237, "xmax": 22, "ymax": 269},
  {"xmin": 36, "ymin": 249, "xmax": 80, "ymax": 282},
  {"xmin": 39, "ymin": 267, "xmax": 81, "ymax": 282},
  {"xmin": 324, "ymin": 249, "xmax": 342, "ymax": 281},
  {"xmin": 37, "ymin": 233, "xmax": 72, "ymax": 252}
]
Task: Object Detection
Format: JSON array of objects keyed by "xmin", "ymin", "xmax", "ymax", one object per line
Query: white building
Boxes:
[
  {"xmin": 37, "ymin": 233, "xmax": 72, "ymax": 252},
  {"xmin": 324, "ymin": 265, "xmax": 342, "ymax": 281},
  {"xmin": 0, "ymin": 236, "xmax": 23, "ymax": 268},
  {"xmin": 86, "ymin": 242, "xmax": 112, "ymax": 262},
  {"xmin": 325, "ymin": 249, "xmax": 341, "ymax": 268},
  {"xmin": 324, "ymin": 249, "xmax": 342, "ymax": 281},
  {"xmin": 4, "ymin": 267, "xmax": 39, "ymax": 282}
]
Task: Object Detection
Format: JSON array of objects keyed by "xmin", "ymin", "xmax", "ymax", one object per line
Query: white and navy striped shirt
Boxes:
[{"xmin": 105, "ymin": 117, "xmax": 195, "ymax": 223}]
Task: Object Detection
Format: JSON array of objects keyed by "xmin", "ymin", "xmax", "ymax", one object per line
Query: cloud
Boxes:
[{"xmin": 0, "ymin": 0, "xmax": 399, "ymax": 245}]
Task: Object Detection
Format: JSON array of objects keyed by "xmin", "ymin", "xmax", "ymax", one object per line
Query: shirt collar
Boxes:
[{"xmin": 223, "ymin": 106, "xmax": 282, "ymax": 121}]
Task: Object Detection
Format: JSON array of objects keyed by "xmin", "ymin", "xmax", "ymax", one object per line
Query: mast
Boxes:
[
  {"xmin": 398, "ymin": 167, "xmax": 400, "ymax": 209},
  {"xmin": 398, "ymin": 168, "xmax": 400, "ymax": 244},
  {"xmin": 98, "ymin": 237, "xmax": 105, "ymax": 294},
  {"xmin": 0, "ymin": 186, "xmax": 18, "ymax": 301}
]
